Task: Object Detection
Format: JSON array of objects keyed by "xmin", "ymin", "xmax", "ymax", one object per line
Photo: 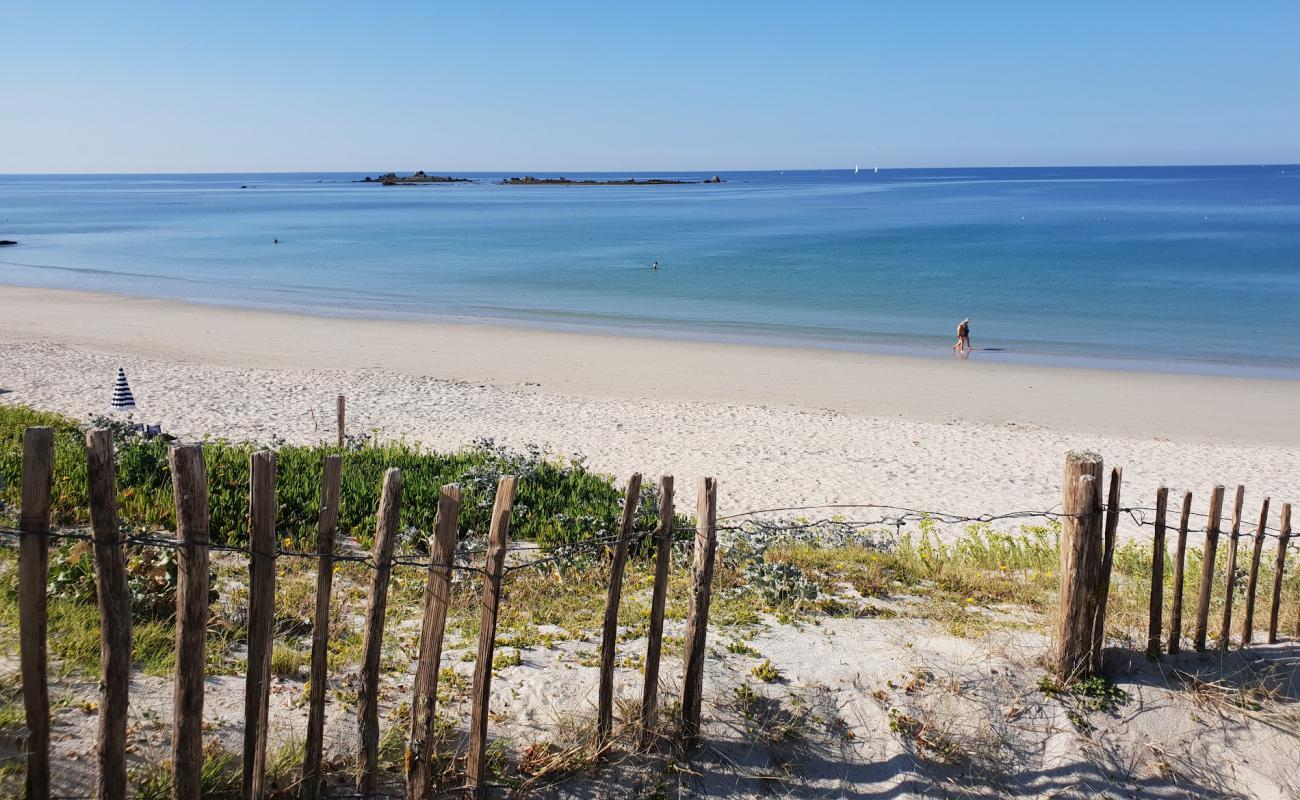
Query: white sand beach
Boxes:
[
  {"xmin": 7, "ymin": 284, "xmax": 1300, "ymax": 522},
  {"xmin": 2, "ymin": 284, "xmax": 1298, "ymax": 522}
]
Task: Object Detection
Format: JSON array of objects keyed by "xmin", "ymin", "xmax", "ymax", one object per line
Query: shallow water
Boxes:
[{"xmin": 2, "ymin": 166, "xmax": 1298, "ymax": 375}]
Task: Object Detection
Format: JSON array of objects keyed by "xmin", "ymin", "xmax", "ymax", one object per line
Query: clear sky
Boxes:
[{"xmin": 2, "ymin": 1, "xmax": 1297, "ymax": 173}]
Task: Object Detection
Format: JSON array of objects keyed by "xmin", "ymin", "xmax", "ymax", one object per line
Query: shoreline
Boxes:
[
  {"xmin": 3, "ymin": 265, "xmax": 1298, "ymax": 380},
  {"xmin": 3, "ymin": 284, "xmax": 1298, "ymax": 445}
]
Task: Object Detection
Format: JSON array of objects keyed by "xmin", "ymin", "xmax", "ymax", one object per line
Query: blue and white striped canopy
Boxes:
[{"xmin": 111, "ymin": 367, "xmax": 136, "ymax": 412}]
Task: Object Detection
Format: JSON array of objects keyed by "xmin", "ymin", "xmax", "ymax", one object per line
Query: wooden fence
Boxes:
[
  {"xmin": 1052, "ymin": 451, "xmax": 1295, "ymax": 680},
  {"xmin": 8, "ymin": 426, "xmax": 718, "ymax": 800},
  {"xmin": 5, "ymin": 432, "xmax": 1298, "ymax": 799}
]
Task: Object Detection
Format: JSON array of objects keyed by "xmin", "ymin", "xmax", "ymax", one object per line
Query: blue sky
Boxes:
[{"xmin": 2, "ymin": 1, "xmax": 1297, "ymax": 172}]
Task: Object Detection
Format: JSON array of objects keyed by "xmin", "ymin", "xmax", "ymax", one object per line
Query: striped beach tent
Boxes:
[{"xmin": 111, "ymin": 368, "xmax": 136, "ymax": 413}]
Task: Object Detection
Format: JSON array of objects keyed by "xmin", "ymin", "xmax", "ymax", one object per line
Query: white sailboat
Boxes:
[
  {"xmin": 874, "ymin": 166, "xmax": 879, "ymax": 174},
  {"xmin": 854, "ymin": 164, "xmax": 859, "ymax": 174}
]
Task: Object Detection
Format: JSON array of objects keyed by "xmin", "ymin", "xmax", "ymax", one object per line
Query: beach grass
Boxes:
[{"xmin": 0, "ymin": 405, "xmax": 660, "ymax": 550}]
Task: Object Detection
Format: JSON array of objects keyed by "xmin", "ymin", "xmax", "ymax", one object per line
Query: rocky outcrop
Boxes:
[
  {"xmin": 357, "ymin": 172, "xmax": 473, "ymax": 185},
  {"xmin": 500, "ymin": 176, "xmax": 709, "ymax": 186}
]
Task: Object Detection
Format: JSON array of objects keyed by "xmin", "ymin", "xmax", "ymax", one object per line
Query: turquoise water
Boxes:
[{"xmin": 2, "ymin": 166, "xmax": 1298, "ymax": 375}]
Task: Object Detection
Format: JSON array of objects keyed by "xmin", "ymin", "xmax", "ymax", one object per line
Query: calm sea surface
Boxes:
[{"xmin": 2, "ymin": 167, "xmax": 1298, "ymax": 375}]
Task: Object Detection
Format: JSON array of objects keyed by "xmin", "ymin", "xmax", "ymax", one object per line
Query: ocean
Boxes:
[{"xmin": 2, "ymin": 166, "xmax": 1298, "ymax": 376}]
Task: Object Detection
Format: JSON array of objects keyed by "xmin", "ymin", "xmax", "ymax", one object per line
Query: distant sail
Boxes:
[
  {"xmin": 874, "ymin": 166, "xmax": 879, "ymax": 174},
  {"xmin": 854, "ymin": 164, "xmax": 859, "ymax": 174}
]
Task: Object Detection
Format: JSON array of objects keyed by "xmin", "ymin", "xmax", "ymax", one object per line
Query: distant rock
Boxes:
[
  {"xmin": 0, "ymin": 240, "xmax": 16, "ymax": 246},
  {"xmin": 706, "ymin": 175, "xmax": 724, "ymax": 183},
  {"xmin": 500, "ymin": 175, "xmax": 703, "ymax": 186},
  {"xmin": 356, "ymin": 172, "xmax": 473, "ymax": 185}
]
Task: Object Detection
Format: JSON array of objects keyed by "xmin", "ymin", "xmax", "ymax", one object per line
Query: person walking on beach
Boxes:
[{"xmin": 952, "ymin": 318, "xmax": 971, "ymax": 353}]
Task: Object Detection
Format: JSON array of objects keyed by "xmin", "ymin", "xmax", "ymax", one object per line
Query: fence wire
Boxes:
[{"xmin": 1, "ymin": 497, "xmax": 1297, "ymax": 575}]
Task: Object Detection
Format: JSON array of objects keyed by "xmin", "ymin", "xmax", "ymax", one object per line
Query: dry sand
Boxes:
[
  {"xmin": 15, "ymin": 572, "xmax": 1300, "ymax": 799},
  {"xmin": 1, "ymin": 285, "xmax": 1298, "ymax": 522}
]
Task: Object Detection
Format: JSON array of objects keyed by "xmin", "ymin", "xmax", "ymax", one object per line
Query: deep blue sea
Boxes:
[{"xmin": 2, "ymin": 166, "xmax": 1298, "ymax": 375}]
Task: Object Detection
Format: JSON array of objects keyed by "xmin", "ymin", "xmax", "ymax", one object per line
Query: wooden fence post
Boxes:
[
  {"xmin": 243, "ymin": 451, "xmax": 277, "ymax": 800},
  {"xmin": 466, "ymin": 477, "xmax": 516, "ymax": 797},
  {"xmin": 169, "ymin": 444, "xmax": 211, "ymax": 800},
  {"xmin": 596, "ymin": 474, "xmax": 643, "ymax": 746},
  {"xmin": 1054, "ymin": 452, "xmax": 1104, "ymax": 681},
  {"xmin": 19, "ymin": 427, "xmax": 54, "ymax": 800},
  {"xmin": 408, "ymin": 484, "xmax": 462, "ymax": 800},
  {"xmin": 87, "ymin": 430, "xmax": 131, "ymax": 800},
  {"xmin": 681, "ymin": 477, "xmax": 718, "ymax": 741},
  {"xmin": 1193, "ymin": 485, "xmax": 1225, "ymax": 652},
  {"xmin": 1090, "ymin": 467, "xmax": 1122, "ymax": 672},
  {"xmin": 301, "ymin": 454, "xmax": 342, "ymax": 800},
  {"xmin": 1217, "ymin": 485, "xmax": 1246, "ymax": 650},
  {"xmin": 1146, "ymin": 487, "xmax": 1167, "ymax": 658},
  {"xmin": 1268, "ymin": 503, "xmax": 1291, "ymax": 644},
  {"xmin": 356, "ymin": 468, "xmax": 402, "ymax": 796},
  {"xmin": 1240, "ymin": 498, "xmax": 1270, "ymax": 645},
  {"xmin": 640, "ymin": 475, "xmax": 674, "ymax": 743},
  {"xmin": 337, "ymin": 395, "xmax": 345, "ymax": 448},
  {"xmin": 1167, "ymin": 492, "xmax": 1192, "ymax": 655}
]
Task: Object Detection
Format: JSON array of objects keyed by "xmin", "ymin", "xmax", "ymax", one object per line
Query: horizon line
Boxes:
[{"xmin": 2, "ymin": 161, "xmax": 1298, "ymax": 177}]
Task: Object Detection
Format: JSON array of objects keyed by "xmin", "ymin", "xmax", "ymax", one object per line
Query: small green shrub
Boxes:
[
  {"xmin": 751, "ymin": 659, "xmax": 782, "ymax": 683},
  {"xmin": 492, "ymin": 648, "xmax": 522, "ymax": 671},
  {"xmin": 725, "ymin": 640, "xmax": 761, "ymax": 657},
  {"xmin": 46, "ymin": 539, "xmax": 200, "ymax": 620},
  {"xmin": 271, "ymin": 644, "xmax": 309, "ymax": 678}
]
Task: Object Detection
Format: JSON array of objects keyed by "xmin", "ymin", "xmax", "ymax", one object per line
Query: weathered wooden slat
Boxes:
[
  {"xmin": 1167, "ymin": 491, "xmax": 1192, "ymax": 654},
  {"xmin": 356, "ymin": 468, "xmax": 402, "ymax": 795},
  {"xmin": 408, "ymin": 483, "xmax": 462, "ymax": 800},
  {"xmin": 169, "ymin": 444, "xmax": 211, "ymax": 800},
  {"xmin": 87, "ymin": 430, "xmax": 131, "ymax": 800},
  {"xmin": 1146, "ymin": 487, "xmax": 1168, "ymax": 658},
  {"xmin": 640, "ymin": 475, "xmax": 675, "ymax": 743},
  {"xmin": 1268, "ymin": 503, "xmax": 1292, "ymax": 644},
  {"xmin": 681, "ymin": 477, "xmax": 718, "ymax": 740},
  {"xmin": 466, "ymin": 476, "xmax": 516, "ymax": 797},
  {"xmin": 1055, "ymin": 453, "xmax": 1104, "ymax": 681},
  {"xmin": 243, "ymin": 451, "xmax": 277, "ymax": 800},
  {"xmin": 1218, "ymin": 485, "xmax": 1246, "ymax": 650},
  {"xmin": 301, "ymin": 454, "xmax": 342, "ymax": 800},
  {"xmin": 336, "ymin": 394, "xmax": 346, "ymax": 448},
  {"xmin": 597, "ymin": 473, "xmax": 643, "ymax": 745},
  {"xmin": 1090, "ymin": 466, "xmax": 1121, "ymax": 672},
  {"xmin": 1193, "ymin": 485, "xmax": 1226, "ymax": 652},
  {"xmin": 1240, "ymin": 497, "xmax": 1271, "ymax": 645},
  {"xmin": 19, "ymin": 427, "xmax": 54, "ymax": 800}
]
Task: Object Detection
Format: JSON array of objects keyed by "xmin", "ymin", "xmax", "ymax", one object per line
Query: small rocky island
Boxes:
[
  {"xmin": 501, "ymin": 175, "xmax": 724, "ymax": 186},
  {"xmin": 0, "ymin": 240, "xmax": 17, "ymax": 246},
  {"xmin": 357, "ymin": 171, "xmax": 473, "ymax": 185}
]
